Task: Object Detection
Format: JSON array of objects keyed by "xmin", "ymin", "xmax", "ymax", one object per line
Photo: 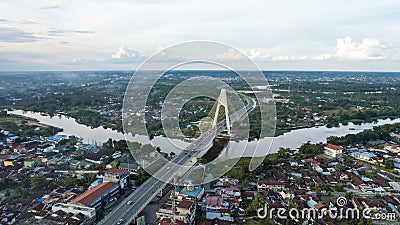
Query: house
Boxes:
[
  {"xmin": 324, "ymin": 144, "xmax": 343, "ymax": 158},
  {"xmin": 4, "ymin": 160, "xmax": 14, "ymax": 167},
  {"xmin": 52, "ymin": 203, "xmax": 96, "ymax": 224},
  {"xmin": 257, "ymin": 180, "xmax": 286, "ymax": 192},
  {"xmin": 156, "ymin": 199, "xmax": 196, "ymax": 225},
  {"xmin": 24, "ymin": 159, "xmax": 36, "ymax": 168},
  {"xmin": 100, "ymin": 168, "xmax": 130, "ymax": 189},
  {"xmin": 85, "ymin": 149, "xmax": 115, "ymax": 164},
  {"xmin": 351, "ymin": 151, "xmax": 377, "ymax": 162},
  {"xmin": 118, "ymin": 162, "xmax": 140, "ymax": 173},
  {"xmin": 202, "ymin": 196, "xmax": 225, "ymax": 212},
  {"xmin": 242, "ymin": 191, "xmax": 255, "ymax": 200}
]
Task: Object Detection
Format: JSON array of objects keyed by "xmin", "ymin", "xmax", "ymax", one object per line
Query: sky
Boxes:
[{"xmin": 0, "ymin": 0, "xmax": 400, "ymax": 71}]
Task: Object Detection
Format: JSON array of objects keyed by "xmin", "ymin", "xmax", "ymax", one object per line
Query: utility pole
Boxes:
[{"xmin": 171, "ymin": 177, "xmax": 178, "ymax": 225}]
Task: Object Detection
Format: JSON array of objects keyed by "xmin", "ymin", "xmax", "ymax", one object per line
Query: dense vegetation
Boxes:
[
  {"xmin": 1, "ymin": 71, "xmax": 399, "ymax": 140},
  {"xmin": 328, "ymin": 123, "xmax": 400, "ymax": 146}
]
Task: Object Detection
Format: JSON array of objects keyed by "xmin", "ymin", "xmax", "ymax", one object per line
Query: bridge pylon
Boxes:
[{"xmin": 212, "ymin": 88, "xmax": 231, "ymax": 135}]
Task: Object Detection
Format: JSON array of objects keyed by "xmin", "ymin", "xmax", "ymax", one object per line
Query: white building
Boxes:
[
  {"xmin": 101, "ymin": 168, "xmax": 130, "ymax": 189},
  {"xmin": 324, "ymin": 144, "xmax": 343, "ymax": 158},
  {"xmin": 52, "ymin": 203, "xmax": 95, "ymax": 223}
]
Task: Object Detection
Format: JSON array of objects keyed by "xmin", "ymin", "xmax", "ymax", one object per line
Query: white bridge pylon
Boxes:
[{"xmin": 212, "ymin": 88, "xmax": 231, "ymax": 135}]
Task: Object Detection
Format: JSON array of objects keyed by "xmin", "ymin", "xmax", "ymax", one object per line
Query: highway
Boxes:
[{"xmin": 99, "ymin": 97, "xmax": 255, "ymax": 225}]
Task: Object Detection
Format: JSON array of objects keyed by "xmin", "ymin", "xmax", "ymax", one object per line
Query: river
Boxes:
[{"xmin": 8, "ymin": 110, "xmax": 400, "ymax": 157}]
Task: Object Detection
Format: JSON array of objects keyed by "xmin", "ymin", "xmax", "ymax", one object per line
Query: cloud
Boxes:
[
  {"xmin": 110, "ymin": 46, "xmax": 142, "ymax": 63},
  {"xmin": 311, "ymin": 37, "xmax": 399, "ymax": 61},
  {"xmin": 40, "ymin": 6, "xmax": 60, "ymax": 10},
  {"xmin": 74, "ymin": 30, "xmax": 94, "ymax": 34},
  {"xmin": 71, "ymin": 58, "xmax": 93, "ymax": 64},
  {"xmin": 48, "ymin": 28, "xmax": 94, "ymax": 36},
  {"xmin": 334, "ymin": 37, "xmax": 387, "ymax": 60},
  {"xmin": 249, "ymin": 37, "xmax": 399, "ymax": 63},
  {"xmin": 272, "ymin": 55, "xmax": 309, "ymax": 62},
  {"xmin": 0, "ymin": 27, "xmax": 41, "ymax": 43}
]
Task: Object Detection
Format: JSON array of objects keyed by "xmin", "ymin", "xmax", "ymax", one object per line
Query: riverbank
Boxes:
[{"xmin": 7, "ymin": 109, "xmax": 400, "ymax": 157}]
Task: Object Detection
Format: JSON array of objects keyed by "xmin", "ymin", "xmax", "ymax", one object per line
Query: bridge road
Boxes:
[{"xmin": 99, "ymin": 97, "xmax": 255, "ymax": 225}]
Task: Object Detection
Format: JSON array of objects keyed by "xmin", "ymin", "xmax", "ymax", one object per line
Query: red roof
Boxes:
[
  {"xmin": 0, "ymin": 154, "xmax": 11, "ymax": 160},
  {"xmin": 204, "ymin": 196, "xmax": 223, "ymax": 206},
  {"xmin": 306, "ymin": 158, "xmax": 319, "ymax": 165},
  {"xmin": 71, "ymin": 182, "xmax": 116, "ymax": 206},
  {"xmin": 325, "ymin": 144, "xmax": 343, "ymax": 151},
  {"xmin": 105, "ymin": 168, "xmax": 126, "ymax": 174},
  {"xmin": 177, "ymin": 200, "xmax": 193, "ymax": 209}
]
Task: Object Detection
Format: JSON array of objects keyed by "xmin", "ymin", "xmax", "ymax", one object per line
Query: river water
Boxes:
[{"xmin": 9, "ymin": 110, "xmax": 400, "ymax": 157}]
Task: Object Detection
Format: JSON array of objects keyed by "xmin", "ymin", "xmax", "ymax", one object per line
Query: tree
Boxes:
[
  {"xmin": 96, "ymin": 210, "xmax": 104, "ymax": 221},
  {"xmin": 298, "ymin": 142, "xmax": 322, "ymax": 155},
  {"xmin": 335, "ymin": 164, "xmax": 346, "ymax": 172},
  {"xmin": 295, "ymin": 177, "xmax": 303, "ymax": 185},
  {"xmin": 56, "ymin": 176, "xmax": 78, "ymax": 188},
  {"xmin": 365, "ymin": 170, "xmax": 377, "ymax": 179},
  {"xmin": 110, "ymin": 160, "xmax": 120, "ymax": 168},
  {"xmin": 136, "ymin": 169, "xmax": 150, "ymax": 186},
  {"xmin": 277, "ymin": 147, "xmax": 289, "ymax": 159},
  {"xmin": 31, "ymin": 175, "xmax": 47, "ymax": 189},
  {"xmin": 385, "ymin": 160, "xmax": 394, "ymax": 169},
  {"xmin": 0, "ymin": 178, "xmax": 17, "ymax": 189},
  {"xmin": 245, "ymin": 194, "xmax": 265, "ymax": 216},
  {"xmin": 104, "ymin": 138, "xmax": 113, "ymax": 149},
  {"xmin": 315, "ymin": 183, "xmax": 330, "ymax": 195},
  {"xmin": 335, "ymin": 183, "xmax": 344, "ymax": 192}
]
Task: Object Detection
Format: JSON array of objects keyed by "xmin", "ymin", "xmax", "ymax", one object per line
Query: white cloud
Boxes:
[
  {"xmin": 335, "ymin": 37, "xmax": 386, "ymax": 60},
  {"xmin": 248, "ymin": 48, "xmax": 272, "ymax": 62},
  {"xmin": 272, "ymin": 55, "xmax": 309, "ymax": 62},
  {"xmin": 110, "ymin": 46, "xmax": 142, "ymax": 63},
  {"xmin": 249, "ymin": 37, "xmax": 399, "ymax": 63}
]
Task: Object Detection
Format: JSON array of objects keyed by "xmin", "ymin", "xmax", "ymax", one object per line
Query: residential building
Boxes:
[
  {"xmin": 100, "ymin": 168, "xmax": 130, "ymax": 189},
  {"xmin": 324, "ymin": 144, "xmax": 343, "ymax": 158},
  {"xmin": 257, "ymin": 180, "xmax": 285, "ymax": 192},
  {"xmin": 52, "ymin": 203, "xmax": 95, "ymax": 224}
]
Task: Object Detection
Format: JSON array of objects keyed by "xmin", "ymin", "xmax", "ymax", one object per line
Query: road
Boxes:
[{"xmin": 99, "ymin": 97, "xmax": 255, "ymax": 225}]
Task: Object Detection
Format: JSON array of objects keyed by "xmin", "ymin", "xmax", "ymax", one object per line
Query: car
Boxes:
[
  {"xmin": 127, "ymin": 200, "xmax": 133, "ymax": 205},
  {"xmin": 117, "ymin": 219, "xmax": 124, "ymax": 224}
]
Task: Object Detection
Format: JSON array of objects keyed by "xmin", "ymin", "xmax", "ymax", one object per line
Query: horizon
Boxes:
[{"xmin": 0, "ymin": 69, "xmax": 400, "ymax": 73}]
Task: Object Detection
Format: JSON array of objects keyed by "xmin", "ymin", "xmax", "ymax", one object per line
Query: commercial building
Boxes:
[{"xmin": 70, "ymin": 181, "xmax": 119, "ymax": 209}]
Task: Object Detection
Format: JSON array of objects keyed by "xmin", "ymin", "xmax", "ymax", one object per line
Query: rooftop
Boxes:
[
  {"xmin": 325, "ymin": 144, "xmax": 343, "ymax": 151},
  {"xmin": 70, "ymin": 182, "xmax": 116, "ymax": 206},
  {"xmin": 105, "ymin": 168, "xmax": 127, "ymax": 174},
  {"xmin": 179, "ymin": 186, "xmax": 203, "ymax": 198}
]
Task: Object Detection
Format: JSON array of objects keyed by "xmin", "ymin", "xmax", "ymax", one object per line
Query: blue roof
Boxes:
[
  {"xmin": 90, "ymin": 178, "xmax": 103, "ymax": 187},
  {"xmin": 179, "ymin": 186, "xmax": 203, "ymax": 198},
  {"xmin": 351, "ymin": 152, "xmax": 376, "ymax": 159},
  {"xmin": 46, "ymin": 134, "xmax": 67, "ymax": 142}
]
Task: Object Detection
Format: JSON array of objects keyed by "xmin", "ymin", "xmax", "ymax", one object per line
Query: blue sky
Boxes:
[{"xmin": 0, "ymin": 0, "xmax": 399, "ymax": 71}]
